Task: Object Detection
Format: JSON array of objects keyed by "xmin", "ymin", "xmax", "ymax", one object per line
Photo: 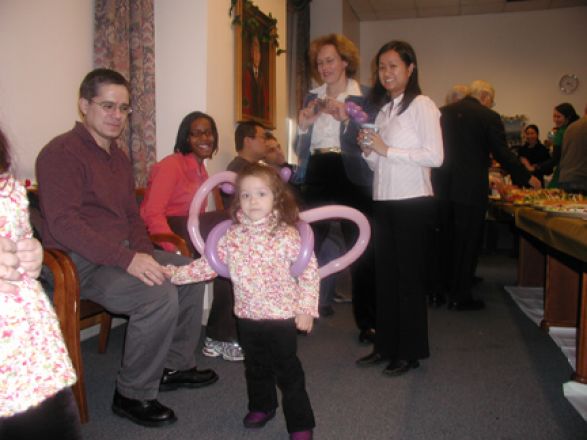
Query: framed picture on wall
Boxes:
[{"xmin": 234, "ymin": 0, "xmax": 276, "ymax": 128}]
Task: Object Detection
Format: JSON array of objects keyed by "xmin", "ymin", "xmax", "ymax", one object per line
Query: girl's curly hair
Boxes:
[{"xmin": 231, "ymin": 162, "xmax": 299, "ymax": 226}]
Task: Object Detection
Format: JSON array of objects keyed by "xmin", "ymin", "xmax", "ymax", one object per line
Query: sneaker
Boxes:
[{"xmin": 202, "ymin": 337, "xmax": 245, "ymax": 362}]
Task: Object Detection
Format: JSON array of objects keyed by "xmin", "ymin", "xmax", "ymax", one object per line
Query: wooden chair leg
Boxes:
[
  {"xmin": 48, "ymin": 249, "xmax": 90, "ymax": 423},
  {"xmin": 70, "ymin": 354, "xmax": 89, "ymax": 423},
  {"xmin": 97, "ymin": 312, "xmax": 112, "ymax": 354}
]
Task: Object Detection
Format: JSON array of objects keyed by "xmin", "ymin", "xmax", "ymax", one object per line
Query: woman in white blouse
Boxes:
[
  {"xmin": 294, "ymin": 34, "xmax": 376, "ymax": 343},
  {"xmin": 356, "ymin": 40, "xmax": 443, "ymax": 376}
]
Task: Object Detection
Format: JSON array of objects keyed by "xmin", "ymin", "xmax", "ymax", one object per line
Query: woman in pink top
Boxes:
[
  {"xmin": 141, "ymin": 111, "xmax": 244, "ymax": 362},
  {"xmin": 141, "ymin": 111, "xmax": 218, "ymax": 246},
  {"xmin": 167, "ymin": 163, "xmax": 318, "ymax": 440}
]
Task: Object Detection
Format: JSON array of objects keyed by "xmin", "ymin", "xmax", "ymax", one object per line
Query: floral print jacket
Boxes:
[
  {"xmin": 0, "ymin": 174, "xmax": 76, "ymax": 417},
  {"xmin": 170, "ymin": 211, "xmax": 319, "ymax": 320}
]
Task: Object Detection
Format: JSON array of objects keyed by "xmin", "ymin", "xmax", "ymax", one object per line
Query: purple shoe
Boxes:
[
  {"xmin": 290, "ymin": 430, "xmax": 313, "ymax": 440},
  {"xmin": 243, "ymin": 410, "xmax": 276, "ymax": 428}
]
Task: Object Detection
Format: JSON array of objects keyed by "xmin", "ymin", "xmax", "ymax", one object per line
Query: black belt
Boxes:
[{"xmin": 311, "ymin": 147, "xmax": 341, "ymax": 155}]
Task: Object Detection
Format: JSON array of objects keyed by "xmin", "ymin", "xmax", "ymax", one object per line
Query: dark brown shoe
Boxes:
[
  {"xmin": 112, "ymin": 390, "xmax": 177, "ymax": 427},
  {"xmin": 356, "ymin": 351, "xmax": 386, "ymax": 367},
  {"xmin": 382, "ymin": 360, "xmax": 420, "ymax": 377}
]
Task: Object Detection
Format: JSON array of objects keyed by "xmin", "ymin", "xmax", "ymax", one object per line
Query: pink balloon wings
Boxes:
[{"xmin": 187, "ymin": 171, "xmax": 370, "ymax": 279}]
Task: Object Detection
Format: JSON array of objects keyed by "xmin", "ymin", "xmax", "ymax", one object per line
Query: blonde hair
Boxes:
[
  {"xmin": 308, "ymin": 34, "xmax": 360, "ymax": 84},
  {"xmin": 445, "ymin": 84, "xmax": 470, "ymax": 105},
  {"xmin": 469, "ymin": 80, "xmax": 495, "ymax": 101}
]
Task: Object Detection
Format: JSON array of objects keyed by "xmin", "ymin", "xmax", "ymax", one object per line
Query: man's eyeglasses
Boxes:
[{"xmin": 91, "ymin": 100, "xmax": 133, "ymax": 115}]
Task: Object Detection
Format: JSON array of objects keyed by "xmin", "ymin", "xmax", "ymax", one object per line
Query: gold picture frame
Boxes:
[{"xmin": 235, "ymin": 0, "xmax": 276, "ymax": 128}]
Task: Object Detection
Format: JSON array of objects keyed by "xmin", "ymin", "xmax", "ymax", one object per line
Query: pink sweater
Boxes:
[
  {"xmin": 140, "ymin": 153, "xmax": 208, "ymax": 236},
  {"xmin": 171, "ymin": 212, "xmax": 319, "ymax": 320}
]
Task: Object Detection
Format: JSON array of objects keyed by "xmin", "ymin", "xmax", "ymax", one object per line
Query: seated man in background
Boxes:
[
  {"xmin": 227, "ymin": 120, "xmax": 268, "ymax": 173},
  {"xmin": 222, "ymin": 120, "xmax": 268, "ymax": 206},
  {"xmin": 263, "ymin": 132, "xmax": 288, "ymax": 169},
  {"xmin": 36, "ymin": 68, "xmax": 217, "ymax": 428}
]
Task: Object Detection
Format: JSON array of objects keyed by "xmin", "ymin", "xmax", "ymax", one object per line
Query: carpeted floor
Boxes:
[{"xmin": 79, "ymin": 253, "xmax": 587, "ymax": 439}]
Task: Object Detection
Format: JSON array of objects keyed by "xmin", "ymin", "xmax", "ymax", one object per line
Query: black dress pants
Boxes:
[
  {"xmin": 446, "ymin": 201, "xmax": 487, "ymax": 302},
  {"xmin": 302, "ymin": 153, "xmax": 376, "ymax": 331},
  {"xmin": 237, "ymin": 318, "xmax": 315, "ymax": 433},
  {"xmin": 373, "ymin": 197, "xmax": 433, "ymax": 361}
]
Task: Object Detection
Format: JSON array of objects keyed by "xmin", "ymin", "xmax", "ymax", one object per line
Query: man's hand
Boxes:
[
  {"xmin": 16, "ymin": 238, "xmax": 43, "ymax": 279},
  {"xmin": 127, "ymin": 253, "xmax": 166, "ymax": 286},
  {"xmin": 528, "ymin": 175, "xmax": 542, "ymax": 189},
  {"xmin": 0, "ymin": 237, "xmax": 22, "ymax": 282},
  {"xmin": 295, "ymin": 313, "xmax": 314, "ymax": 333}
]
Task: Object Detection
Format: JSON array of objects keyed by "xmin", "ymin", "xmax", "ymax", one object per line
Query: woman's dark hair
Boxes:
[
  {"xmin": 368, "ymin": 40, "xmax": 421, "ymax": 115},
  {"xmin": 525, "ymin": 124, "xmax": 540, "ymax": 136},
  {"xmin": 555, "ymin": 103, "xmax": 580, "ymax": 126},
  {"xmin": 0, "ymin": 127, "xmax": 10, "ymax": 173},
  {"xmin": 79, "ymin": 68, "xmax": 130, "ymax": 101},
  {"xmin": 231, "ymin": 162, "xmax": 299, "ymax": 227},
  {"xmin": 173, "ymin": 111, "xmax": 219, "ymax": 156}
]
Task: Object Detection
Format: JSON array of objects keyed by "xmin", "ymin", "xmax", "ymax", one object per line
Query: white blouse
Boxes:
[
  {"xmin": 298, "ymin": 79, "xmax": 362, "ymax": 151},
  {"xmin": 363, "ymin": 94, "xmax": 443, "ymax": 201}
]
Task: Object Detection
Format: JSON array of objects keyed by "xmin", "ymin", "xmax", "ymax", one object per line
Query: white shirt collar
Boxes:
[{"xmin": 310, "ymin": 79, "xmax": 362, "ymax": 99}]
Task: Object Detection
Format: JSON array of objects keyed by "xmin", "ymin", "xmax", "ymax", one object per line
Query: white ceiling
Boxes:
[{"xmin": 347, "ymin": 0, "xmax": 587, "ymax": 20}]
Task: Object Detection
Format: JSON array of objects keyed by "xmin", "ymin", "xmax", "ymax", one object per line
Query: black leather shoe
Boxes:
[
  {"xmin": 448, "ymin": 299, "xmax": 485, "ymax": 311},
  {"xmin": 159, "ymin": 367, "xmax": 219, "ymax": 391},
  {"xmin": 358, "ymin": 328, "xmax": 376, "ymax": 344},
  {"xmin": 382, "ymin": 360, "xmax": 420, "ymax": 377},
  {"xmin": 112, "ymin": 390, "xmax": 177, "ymax": 427},
  {"xmin": 356, "ymin": 351, "xmax": 386, "ymax": 367}
]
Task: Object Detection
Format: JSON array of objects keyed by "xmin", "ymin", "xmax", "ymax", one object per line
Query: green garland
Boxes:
[{"xmin": 229, "ymin": 0, "xmax": 285, "ymax": 55}]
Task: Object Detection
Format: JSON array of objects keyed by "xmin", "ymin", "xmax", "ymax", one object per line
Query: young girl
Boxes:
[
  {"xmin": 0, "ymin": 127, "xmax": 79, "ymax": 438},
  {"xmin": 167, "ymin": 162, "xmax": 318, "ymax": 440}
]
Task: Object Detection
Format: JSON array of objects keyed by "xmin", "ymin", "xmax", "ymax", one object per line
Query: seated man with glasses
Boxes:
[
  {"xmin": 222, "ymin": 120, "xmax": 268, "ymax": 206},
  {"xmin": 36, "ymin": 68, "xmax": 218, "ymax": 428}
]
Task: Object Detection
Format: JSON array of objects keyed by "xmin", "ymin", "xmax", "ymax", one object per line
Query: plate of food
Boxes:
[{"xmin": 543, "ymin": 203, "xmax": 587, "ymax": 219}]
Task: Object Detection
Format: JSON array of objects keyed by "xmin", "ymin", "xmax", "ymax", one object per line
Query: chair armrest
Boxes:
[
  {"xmin": 42, "ymin": 248, "xmax": 81, "ymax": 360},
  {"xmin": 150, "ymin": 233, "xmax": 191, "ymax": 257}
]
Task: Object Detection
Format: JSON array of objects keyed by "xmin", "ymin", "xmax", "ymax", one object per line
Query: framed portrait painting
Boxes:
[{"xmin": 235, "ymin": 0, "xmax": 276, "ymax": 128}]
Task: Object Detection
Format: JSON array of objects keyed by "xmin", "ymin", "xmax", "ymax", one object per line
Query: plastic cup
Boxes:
[{"xmin": 360, "ymin": 123, "xmax": 379, "ymax": 147}]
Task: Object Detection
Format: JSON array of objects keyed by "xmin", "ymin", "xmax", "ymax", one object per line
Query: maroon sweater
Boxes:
[{"xmin": 36, "ymin": 122, "xmax": 153, "ymax": 270}]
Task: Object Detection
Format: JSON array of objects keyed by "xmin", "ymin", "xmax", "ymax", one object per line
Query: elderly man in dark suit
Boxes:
[{"xmin": 435, "ymin": 80, "xmax": 540, "ymax": 310}]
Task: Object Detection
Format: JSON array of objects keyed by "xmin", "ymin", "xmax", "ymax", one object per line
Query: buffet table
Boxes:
[{"xmin": 506, "ymin": 205, "xmax": 587, "ymax": 383}]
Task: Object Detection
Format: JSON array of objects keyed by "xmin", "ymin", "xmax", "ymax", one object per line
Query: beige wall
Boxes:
[
  {"xmin": 0, "ymin": 0, "xmax": 93, "ymax": 179},
  {"xmin": 359, "ymin": 7, "xmax": 587, "ymax": 135},
  {"xmin": 154, "ymin": 0, "xmax": 209, "ymax": 164},
  {"xmin": 0, "ymin": 0, "xmax": 287, "ymax": 179}
]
